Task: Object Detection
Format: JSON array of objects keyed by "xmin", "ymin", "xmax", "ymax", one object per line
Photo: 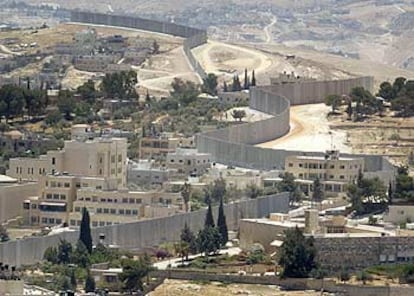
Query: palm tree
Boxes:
[{"xmin": 181, "ymin": 182, "xmax": 191, "ymax": 212}]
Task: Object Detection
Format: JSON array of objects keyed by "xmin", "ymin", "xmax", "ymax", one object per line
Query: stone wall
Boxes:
[
  {"xmin": 314, "ymin": 235, "xmax": 414, "ymax": 270},
  {"xmin": 0, "ymin": 280, "xmax": 24, "ymax": 296},
  {"xmin": 70, "ymin": 11, "xmax": 207, "ymax": 79},
  {"xmin": 0, "ymin": 193, "xmax": 289, "ymax": 266}
]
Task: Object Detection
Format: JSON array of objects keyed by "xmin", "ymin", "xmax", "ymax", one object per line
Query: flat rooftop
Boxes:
[{"xmin": 242, "ymin": 218, "xmax": 305, "ymax": 228}]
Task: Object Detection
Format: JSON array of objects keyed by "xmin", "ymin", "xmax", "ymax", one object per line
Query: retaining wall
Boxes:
[
  {"xmin": 0, "ymin": 193, "xmax": 288, "ymax": 266},
  {"xmin": 70, "ymin": 11, "xmax": 207, "ymax": 79}
]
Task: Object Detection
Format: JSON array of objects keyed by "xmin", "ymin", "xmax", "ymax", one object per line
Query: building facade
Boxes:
[
  {"xmin": 7, "ymin": 136, "xmax": 128, "ymax": 188},
  {"xmin": 166, "ymin": 148, "xmax": 211, "ymax": 176},
  {"xmin": 285, "ymin": 150, "xmax": 364, "ymax": 196}
]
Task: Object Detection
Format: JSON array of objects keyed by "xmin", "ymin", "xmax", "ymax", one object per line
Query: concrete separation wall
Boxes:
[
  {"xmin": 70, "ymin": 11, "xmax": 207, "ymax": 79},
  {"xmin": 197, "ymin": 76, "xmax": 395, "ymax": 175},
  {"xmin": 0, "ymin": 193, "xmax": 288, "ymax": 266}
]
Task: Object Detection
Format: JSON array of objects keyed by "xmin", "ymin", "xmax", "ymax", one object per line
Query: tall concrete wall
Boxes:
[
  {"xmin": 197, "ymin": 76, "xmax": 394, "ymax": 174},
  {"xmin": 0, "ymin": 193, "xmax": 288, "ymax": 266},
  {"xmin": 70, "ymin": 11, "xmax": 207, "ymax": 79}
]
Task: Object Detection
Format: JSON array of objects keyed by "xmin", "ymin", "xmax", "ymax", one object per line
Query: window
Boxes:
[
  {"xmin": 46, "ymin": 194, "xmax": 52, "ymax": 199},
  {"xmin": 122, "ymin": 198, "xmax": 128, "ymax": 203},
  {"xmin": 118, "ymin": 155, "xmax": 122, "ymax": 162},
  {"xmin": 70, "ymin": 220, "xmax": 76, "ymax": 226},
  {"xmin": 119, "ymin": 209, "xmax": 125, "ymax": 214},
  {"xmin": 41, "ymin": 217, "xmax": 48, "ymax": 224},
  {"xmin": 31, "ymin": 216, "xmax": 38, "ymax": 223},
  {"xmin": 23, "ymin": 203, "xmax": 30, "ymax": 210},
  {"xmin": 329, "ymin": 175, "xmax": 334, "ymax": 179},
  {"xmin": 60, "ymin": 195, "xmax": 66, "ymax": 200},
  {"xmin": 99, "ymin": 169, "xmax": 103, "ymax": 175},
  {"xmin": 52, "ymin": 157, "xmax": 56, "ymax": 165},
  {"xmin": 99, "ymin": 157, "xmax": 103, "ymax": 164},
  {"xmin": 340, "ymin": 175, "xmax": 345, "ymax": 179},
  {"xmin": 117, "ymin": 168, "xmax": 122, "ymax": 173},
  {"xmin": 75, "ymin": 207, "xmax": 80, "ymax": 212},
  {"xmin": 76, "ymin": 182, "xmax": 81, "ymax": 188},
  {"xmin": 136, "ymin": 199, "xmax": 142, "ymax": 204},
  {"xmin": 126, "ymin": 209, "xmax": 131, "ymax": 215},
  {"xmin": 56, "ymin": 219, "xmax": 62, "ymax": 224},
  {"xmin": 53, "ymin": 194, "xmax": 59, "ymax": 200},
  {"xmin": 111, "ymin": 155, "xmax": 115, "ymax": 163},
  {"xmin": 100, "ymin": 198, "xmax": 106, "ymax": 202},
  {"xmin": 103, "ymin": 208, "xmax": 109, "ymax": 214},
  {"xmin": 288, "ymin": 163, "xmax": 293, "ymax": 167},
  {"xmin": 31, "ymin": 204, "xmax": 37, "ymax": 209},
  {"xmin": 92, "ymin": 221, "xmax": 98, "ymax": 227},
  {"xmin": 330, "ymin": 165, "xmax": 335, "ymax": 169},
  {"xmin": 57, "ymin": 182, "xmax": 62, "ymax": 188},
  {"xmin": 48, "ymin": 218, "xmax": 55, "ymax": 224},
  {"xmin": 110, "ymin": 209, "xmax": 116, "ymax": 214},
  {"xmin": 99, "ymin": 221, "xmax": 105, "ymax": 227},
  {"xmin": 132, "ymin": 209, "xmax": 138, "ymax": 215},
  {"xmin": 64, "ymin": 183, "xmax": 70, "ymax": 188},
  {"xmin": 77, "ymin": 220, "xmax": 81, "ymax": 226},
  {"xmin": 129, "ymin": 198, "xmax": 135, "ymax": 204},
  {"xmin": 106, "ymin": 222, "xmax": 112, "ymax": 226},
  {"xmin": 340, "ymin": 165, "xmax": 345, "ymax": 169},
  {"xmin": 97, "ymin": 208, "xmax": 102, "ymax": 214}
]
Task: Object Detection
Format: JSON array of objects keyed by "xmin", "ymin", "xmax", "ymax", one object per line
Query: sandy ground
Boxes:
[
  {"xmin": 61, "ymin": 66, "xmax": 98, "ymax": 89},
  {"xmin": 149, "ymin": 279, "xmax": 334, "ymax": 296},
  {"xmin": 136, "ymin": 46, "xmax": 200, "ymax": 97},
  {"xmin": 257, "ymin": 104, "xmax": 351, "ymax": 153}
]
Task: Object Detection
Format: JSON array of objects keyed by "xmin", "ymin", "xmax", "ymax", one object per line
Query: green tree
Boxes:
[
  {"xmin": 73, "ymin": 240, "xmax": 90, "ymax": 268},
  {"xmin": 223, "ymin": 81, "xmax": 228, "ymax": 92},
  {"xmin": 312, "ymin": 177, "xmax": 324, "ymax": 202},
  {"xmin": 231, "ymin": 75, "xmax": 242, "ymax": 91},
  {"xmin": 79, "ymin": 207, "xmax": 93, "ymax": 254},
  {"xmin": 57, "ymin": 90, "xmax": 76, "ymax": 120},
  {"xmin": 356, "ymin": 270, "xmax": 373, "ymax": 285},
  {"xmin": 69, "ymin": 268, "xmax": 77, "ymax": 290},
  {"xmin": 277, "ymin": 172, "xmax": 302, "ymax": 205},
  {"xmin": 43, "ymin": 246, "xmax": 59, "ymax": 264},
  {"xmin": 346, "ymin": 100, "xmax": 353, "ymax": 120},
  {"xmin": 101, "ymin": 70, "xmax": 138, "ymax": 99},
  {"xmin": 243, "ymin": 68, "xmax": 249, "ymax": 90},
  {"xmin": 197, "ymin": 226, "xmax": 221, "ymax": 257},
  {"xmin": 170, "ymin": 78, "xmax": 200, "ymax": 106},
  {"xmin": 377, "ymin": 81, "xmax": 395, "ymax": 101},
  {"xmin": 0, "ymin": 84, "xmax": 25, "ymax": 122},
  {"xmin": 278, "ymin": 227, "xmax": 317, "ymax": 278},
  {"xmin": 204, "ymin": 177, "xmax": 227, "ymax": 204},
  {"xmin": 217, "ymin": 197, "xmax": 228, "ymax": 246},
  {"xmin": 325, "ymin": 94, "xmax": 342, "ymax": 113},
  {"xmin": 231, "ymin": 109, "xmax": 246, "ymax": 122},
  {"xmin": 202, "ymin": 73, "xmax": 218, "ymax": 96},
  {"xmin": 0, "ymin": 224, "xmax": 9, "ymax": 242},
  {"xmin": 57, "ymin": 239, "xmax": 73, "ymax": 264},
  {"xmin": 77, "ymin": 79, "xmax": 97, "ymax": 104},
  {"xmin": 246, "ymin": 183, "xmax": 263, "ymax": 199},
  {"xmin": 23, "ymin": 89, "xmax": 48, "ymax": 118},
  {"xmin": 251, "ymin": 70, "xmax": 256, "ymax": 87},
  {"xmin": 338, "ymin": 267, "xmax": 350, "ymax": 283},
  {"xmin": 180, "ymin": 222, "xmax": 197, "ymax": 258},
  {"xmin": 181, "ymin": 182, "xmax": 191, "ymax": 213},
  {"xmin": 84, "ymin": 270, "xmax": 96, "ymax": 293},
  {"xmin": 204, "ymin": 201, "xmax": 215, "ymax": 228},
  {"xmin": 119, "ymin": 257, "xmax": 152, "ymax": 292},
  {"xmin": 152, "ymin": 40, "xmax": 160, "ymax": 54}
]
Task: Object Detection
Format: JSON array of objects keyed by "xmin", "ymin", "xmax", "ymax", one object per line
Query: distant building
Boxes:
[
  {"xmin": 270, "ymin": 71, "xmax": 315, "ymax": 85},
  {"xmin": 23, "ymin": 172, "xmax": 184, "ymax": 227},
  {"xmin": 7, "ymin": 133, "xmax": 128, "ymax": 188},
  {"xmin": 166, "ymin": 148, "xmax": 211, "ymax": 176},
  {"xmin": 127, "ymin": 160, "xmax": 172, "ymax": 186},
  {"xmin": 285, "ymin": 150, "xmax": 364, "ymax": 196}
]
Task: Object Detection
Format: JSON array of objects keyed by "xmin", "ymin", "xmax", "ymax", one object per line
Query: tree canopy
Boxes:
[
  {"xmin": 278, "ymin": 227, "xmax": 317, "ymax": 278},
  {"xmin": 101, "ymin": 70, "xmax": 138, "ymax": 99},
  {"xmin": 201, "ymin": 73, "xmax": 218, "ymax": 96}
]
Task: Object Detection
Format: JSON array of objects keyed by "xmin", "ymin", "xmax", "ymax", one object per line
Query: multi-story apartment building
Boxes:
[
  {"xmin": 138, "ymin": 133, "xmax": 195, "ymax": 160},
  {"xmin": 7, "ymin": 135, "xmax": 128, "ymax": 188},
  {"xmin": 285, "ymin": 150, "xmax": 364, "ymax": 196},
  {"xmin": 166, "ymin": 148, "xmax": 212, "ymax": 176},
  {"xmin": 22, "ymin": 173, "xmax": 184, "ymax": 227}
]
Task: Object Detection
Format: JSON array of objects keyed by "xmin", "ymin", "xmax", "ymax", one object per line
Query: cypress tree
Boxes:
[
  {"xmin": 388, "ymin": 182, "xmax": 393, "ymax": 204},
  {"xmin": 251, "ymin": 70, "xmax": 256, "ymax": 87},
  {"xmin": 84, "ymin": 270, "xmax": 95, "ymax": 293},
  {"xmin": 244, "ymin": 68, "xmax": 249, "ymax": 90},
  {"xmin": 79, "ymin": 207, "xmax": 93, "ymax": 254},
  {"xmin": 312, "ymin": 177, "xmax": 324, "ymax": 203},
  {"xmin": 223, "ymin": 81, "xmax": 228, "ymax": 92},
  {"xmin": 204, "ymin": 201, "xmax": 215, "ymax": 228},
  {"xmin": 217, "ymin": 197, "xmax": 228, "ymax": 246}
]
